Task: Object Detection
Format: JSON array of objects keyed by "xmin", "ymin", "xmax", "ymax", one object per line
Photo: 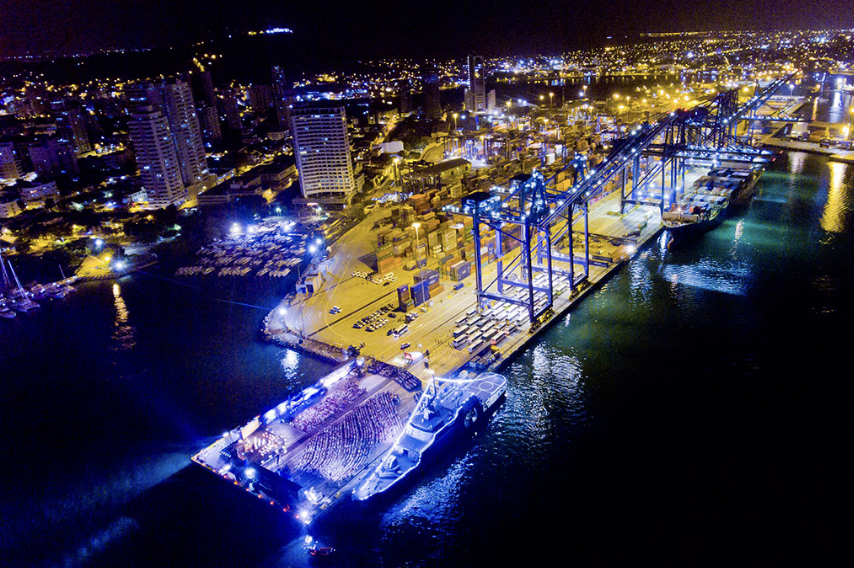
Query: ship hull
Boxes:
[
  {"xmin": 664, "ymin": 207, "xmax": 726, "ymax": 242},
  {"xmin": 351, "ymin": 383, "xmax": 506, "ymax": 506},
  {"xmin": 727, "ymin": 174, "xmax": 760, "ymax": 209}
]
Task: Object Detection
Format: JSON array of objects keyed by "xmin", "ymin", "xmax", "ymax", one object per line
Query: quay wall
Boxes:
[
  {"xmin": 74, "ymin": 260, "xmax": 159, "ymax": 283},
  {"xmin": 485, "ymin": 225, "xmax": 664, "ymax": 374},
  {"xmin": 261, "ymin": 320, "xmax": 350, "ymax": 365}
]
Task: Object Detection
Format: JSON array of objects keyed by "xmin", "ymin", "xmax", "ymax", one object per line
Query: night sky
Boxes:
[{"xmin": 1, "ymin": 0, "xmax": 853, "ymax": 59}]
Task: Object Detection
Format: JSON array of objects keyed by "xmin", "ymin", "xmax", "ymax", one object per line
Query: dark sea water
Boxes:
[{"xmin": 2, "ymin": 149, "xmax": 851, "ymax": 567}]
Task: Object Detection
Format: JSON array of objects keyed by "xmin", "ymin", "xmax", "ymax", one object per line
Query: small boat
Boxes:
[
  {"xmin": 0, "ymin": 299, "xmax": 16, "ymax": 318},
  {"xmin": 6, "ymin": 261, "xmax": 40, "ymax": 312},
  {"xmin": 29, "ymin": 284, "xmax": 51, "ymax": 302},
  {"xmin": 308, "ymin": 546, "xmax": 336, "ymax": 557},
  {"xmin": 10, "ymin": 295, "xmax": 40, "ymax": 312},
  {"xmin": 57, "ymin": 266, "xmax": 76, "ymax": 294},
  {"xmin": 47, "ymin": 283, "xmax": 68, "ymax": 299}
]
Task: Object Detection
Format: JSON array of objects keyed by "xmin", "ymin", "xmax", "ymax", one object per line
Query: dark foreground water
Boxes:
[{"xmin": 2, "ymin": 150, "xmax": 851, "ymax": 567}]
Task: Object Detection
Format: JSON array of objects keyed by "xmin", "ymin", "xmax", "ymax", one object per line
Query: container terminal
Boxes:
[{"xmin": 193, "ymin": 79, "xmax": 804, "ymax": 522}]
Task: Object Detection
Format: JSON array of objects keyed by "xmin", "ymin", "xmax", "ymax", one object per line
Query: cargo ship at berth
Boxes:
[
  {"xmin": 663, "ymin": 166, "xmax": 762, "ymax": 241},
  {"xmin": 353, "ymin": 372, "xmax": 507, "ymax": 502}
]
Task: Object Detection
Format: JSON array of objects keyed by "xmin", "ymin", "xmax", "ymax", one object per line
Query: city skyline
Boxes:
[
  {"xmin": 1, "ymin": 1, "xmax": 852, "ymax": 564},
  {"xmin": 2, "ymin": 0, "xmax": 853, "ymax": 61}
]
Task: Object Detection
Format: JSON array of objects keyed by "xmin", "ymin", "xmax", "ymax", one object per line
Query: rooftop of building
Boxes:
[
  {"xmin": 291, "ymin": 100, "xmax": 348, "ymax": 113},
  {"xmin": 418, "ymin": 158, "xmax": 471, "ymax": 174}
]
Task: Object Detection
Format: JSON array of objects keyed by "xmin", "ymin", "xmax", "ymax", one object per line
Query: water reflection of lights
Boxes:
[
  {"xmin": 788, "ymin": 152, "xmax": 805, "ymax": 176},
  {"xmin": 628, "ymin": 250, "xmax": 653, "ymax": 302},
  {"xmin": 382, "ymin": 453, "xmax": 471, "ymax": 526},
  {"xmin": 730, "ymin": 219, "xmax": 745, "ymax": 256},
  {"xmin": 112, "ymin": 284, "xmax": 128, "ymax": 323},
  {"xmin": 662, "ymin": 260, "xmax": 749, "ymax": 297},
  {"xmin": 111, "ymin": 283, "xmax": 136, "ymax": 350},
  {"xmin": 820, "ymin": 162, "xmax": 851, "ymax": 233},
  {"xmin": 281, "ymin": 349, "xmax": 300, "ymax": 373}
]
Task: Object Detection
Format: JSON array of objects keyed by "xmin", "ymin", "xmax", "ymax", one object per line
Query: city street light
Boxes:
[
  {"xmin": 277, "ymin": 306, "xmax": 289, "ymax": 332},
  {"xmin": 549, "ymin": 91, "xmax": 554, "ymax": 107},
  {"xmin": 393, "ymin": 156, "xmax": 401, "ymax": 188},
  {"xmin": 846, "ymin": 107, "xmax": 853, "ymax": 141},
  {"xmin": 452, "ymin": 113, "xmax": 459, "ymax": 131},
  {"xmin": 412, "ymin": 222, "xmax": 424, "ymax": 289}
]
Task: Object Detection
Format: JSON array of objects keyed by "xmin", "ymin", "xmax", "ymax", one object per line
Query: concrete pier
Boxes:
[{"xmin": 264, "ymin": 181, "xmax": 673, "ymax": 382}]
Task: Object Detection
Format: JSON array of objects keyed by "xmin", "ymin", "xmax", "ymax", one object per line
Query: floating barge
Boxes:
[
  {"xmin": 193, "ymin": 359, "xmax": 428, "ymax": 523},
  {"xmin": 192, "ymin": 358, "xmax": 507, "ymax": 523}
]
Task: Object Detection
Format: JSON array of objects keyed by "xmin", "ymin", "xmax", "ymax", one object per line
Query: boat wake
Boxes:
[{"xmin": 662, "ymin": 264, "xmax": 749, "ymax": 296}]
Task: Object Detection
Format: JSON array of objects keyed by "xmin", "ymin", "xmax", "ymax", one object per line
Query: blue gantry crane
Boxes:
[{"xmin": 444, "ymin": 75, "xmax": 796, "ymax": 324}]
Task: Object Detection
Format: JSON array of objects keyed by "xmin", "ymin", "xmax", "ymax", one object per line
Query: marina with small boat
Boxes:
[{"xmin": 1, "ymin": 251, "xmax": 77, "ymax": 318}]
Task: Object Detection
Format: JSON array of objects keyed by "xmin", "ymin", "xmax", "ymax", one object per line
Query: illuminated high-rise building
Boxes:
[
  {"xmin": 54, "ymin": 102, "xmax": 92, "ymax": 155},
  {"xmin": 197, "ymin": 105, "xmax": 222, "ymax": 144},
  {"xmin": 272, "ymin": 66, "xmax": 293, "ymax": 130},
  {"xmin": 28, "ymin": 139, "xmax": 78, "ymax": 177},
  {"xmin": 159, "ymin": 78, "xmax": 209, "ymax": 190},
  {"xmin": 248, "ymin": 84, "xmax": 273, "ymax": 113},
  {"xmin": 219, "ymin": 91, "xmax": 243, "ymax": 131},
  {"xmin": 190, "ymin": 70, "xmax": 221, "ymax": 145},
  {"xmin": 271, "ymin": 66, "xmax": 287, "ymax": 91},
  {"xmin": 422, "ymin": 67, "xmax": 442, "ymax": 120},
  {"xmin": 399, "ymin": 81, "xmax": 413, "ymax": 114},
  {"xmin": 190, "ymin": 70, "xmax": 216, "ymax": 107},
  {"xmin": 291, "ymin": 102, "xmax": 356, "ymax": 201},
  {"xmin": 126, "ymin": 83, "xmax": 185, "ymax": 208},
  {"xmin": 0, "ymin": 143, "xmax": 22, "ymax": 180},
  {"xmin": 467, "ymin": 54, "xmax": 486, "ymax": 112}
]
